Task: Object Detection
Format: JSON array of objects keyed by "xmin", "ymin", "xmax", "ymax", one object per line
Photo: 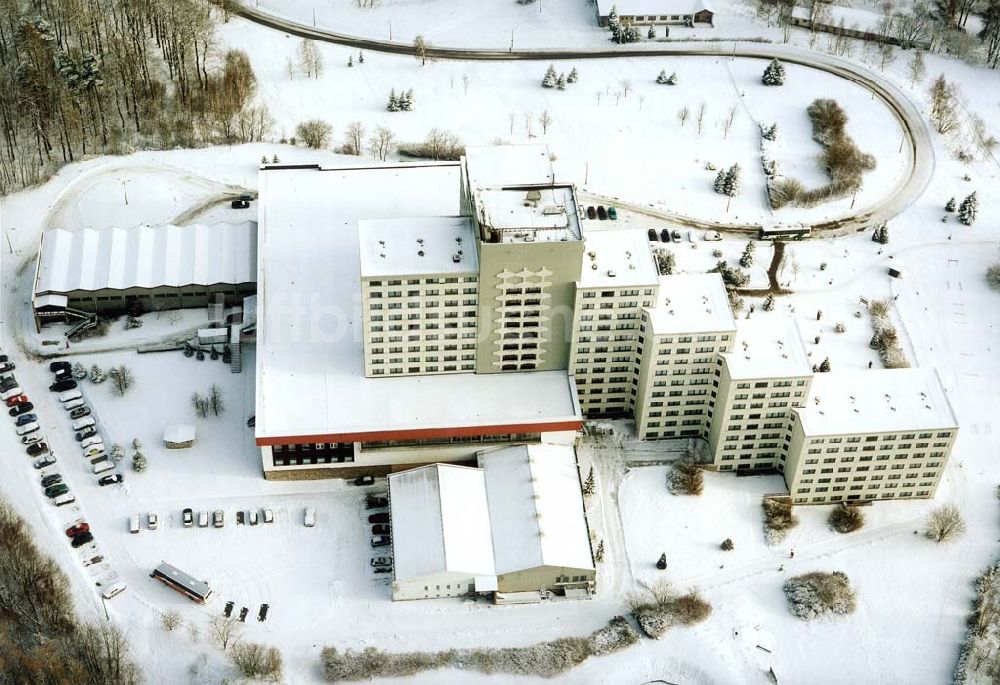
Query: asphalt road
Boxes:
[{"xmin": 226, "ymin": 2, "xmax": 935, "ymax": 236}]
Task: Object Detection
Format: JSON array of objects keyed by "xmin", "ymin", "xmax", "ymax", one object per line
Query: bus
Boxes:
[{"xmin": 150, "ymin": 562, "xmax": 213, "ymax": 603}]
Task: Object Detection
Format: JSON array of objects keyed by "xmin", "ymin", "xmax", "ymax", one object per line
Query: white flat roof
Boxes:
[
  {"xmin": 35, "ymin": 222, "xmax": 256, "ymax": 296},
  {"xmin": 596, "ymin": 0, "xmax": 712, "ymax": 16},
  {"xmin": 475, "ymin": 186, "xmax": 582, "ymax": 243},
  {"xmin": 724, "ymin": 317, "xmax": 812, "ymax": 379},
  {"xmin": 479, "ymin": 444, "xmax": 595, "ymax": 575},
  {"xmin": 579, "ymin": 229, "xmax": 660, "ymax": 288},
  {"xmin": 256, "ymin": 163, "xmax": 581, "ymax": 441},
  {"xmin": 464, "ymin": 144, "xmax": 554, "ymax": 190},
  {"xmin": 358, "ymin": 216, "xmax": 478, "ymax": 278},
  {"xmin": 796, "ymin": 368, "xmax": 958, "ymax": 436},
  {"xmin": 388, "ymin": 464, "xmax": 496, "ymax": 582},
  {"xmin": 644, "ymin": 273, "xmax": 735, "ymax": 336}
]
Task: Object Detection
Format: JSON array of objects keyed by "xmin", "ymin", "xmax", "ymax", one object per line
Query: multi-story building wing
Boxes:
[
  {"xmin": 569, "ymin": 229, "xmax": 659, "ymax": 418},
  {"xmin": 709, "ymin": 317, "xmax": 812, "ymax": 472},
  {"xmin": 784, "ymin": 368, "xmax": 958, "ymax": 504},
  {"xmin": 359, "ymin": 217, "xmax": 480, "ymax": 377},
  {"xmin": 634, "ymin": 274, "xmax": 736, "ymax": 440}
]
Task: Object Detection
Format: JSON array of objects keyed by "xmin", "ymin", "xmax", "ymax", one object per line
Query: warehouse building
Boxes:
[
  {"xmin": 389, "ymin": 444, "xmax": 595, "ymax": 602},
  {"xmin": 595, "ymin": 0, "xmax": 715, "ymax": 27},
  {"xmin": 32, "ymin": 222, "xmax": 256, "ymax": 330}
]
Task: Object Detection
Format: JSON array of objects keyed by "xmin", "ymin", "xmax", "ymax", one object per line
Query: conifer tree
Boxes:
[{"xmin": 958, "ymin": 192, "xmax": 978, "ymax": 225}]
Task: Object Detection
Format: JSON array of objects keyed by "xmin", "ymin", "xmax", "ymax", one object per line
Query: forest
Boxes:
[{"xmin": 0, "ymin": 0, "xmax": 266, "ymax": 194}]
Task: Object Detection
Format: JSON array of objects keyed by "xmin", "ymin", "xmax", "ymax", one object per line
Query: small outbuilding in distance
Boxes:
[{"xmin": 163, "ymin": 424, "xmax": 196, "ymax": 449}]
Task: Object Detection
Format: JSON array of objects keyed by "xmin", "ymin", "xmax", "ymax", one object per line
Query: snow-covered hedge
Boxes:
[
  {"xmin": 763, "ymin": 498, "xmax": 799, "ymax": 545},
  {"xmin": 783, "ymin": 571, "xmax": 857, "ymax": 621},
  {"xmin": 633, "ymin": 591, "xmax": 712, "ymax": 639}
]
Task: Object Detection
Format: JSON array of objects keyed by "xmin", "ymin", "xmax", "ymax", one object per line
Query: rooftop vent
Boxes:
[
  {"xmin": 456, "ymin": 237, "xmax": 463, "ymax": 243},
  {"xmin": 591, "ymin": 263, "xmax": 598, "ymax": 270},
  {"xmin": 542, "ymin": 204, "xmax": 564, "ymax": 216},
  {"xmin": 417, "ymin": 238, "xmax": 424, "ymax": 245},
  {"xmin": 452, "ymin": 253, "xmax": 461, "ymax": 263},
  {"xmin": 607, "ymin": 269, "xmax": 616, "ymax": 277},
  {"xmin": 588, "ymin": 251, "xmax": 596, "ymax": 259},
  {"xmin": 418, "ymin": 250, "xmax": 425, "ymax": 257}
]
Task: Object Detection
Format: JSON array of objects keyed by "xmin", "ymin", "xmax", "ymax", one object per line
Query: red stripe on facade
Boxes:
[{"xmin": 255, "ymin": 420, "xmax": 583, "ymax": 447}]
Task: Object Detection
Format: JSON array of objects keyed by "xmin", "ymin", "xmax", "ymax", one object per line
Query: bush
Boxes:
[
  {"xmin": 398, "ymin": 129, "xmax": 464, "ymax": 160},
  {"xmin": 986, "ymin": 263, "xmax": 1000, "ymax": 291},
  {"xmin": 828, "ymin": 503, "xmax": 865, "ymax": 533},
  {"xmin": 668, "ymin": 460, "xmax": 704, "ymax": 496},
  {"xmin": 631, "ymin": 586, "xmax": 712, "ymax": 639},
  {"xmin": 320, "ymin": 616, "xmax": 638, "ymax": 681},
  {"xmin": 763, "ymin": 498, "xmax": 799, "ymax": 545},
  {"xmin": 783, "ymin": 571, "xmax": 856, "ymax": 621},
  {"xmin": 925, "ymin": 504, "xmax": 966, "ymax": 543},
  {"xmin": 108, "ymin": 365, "xmax": 134, "ymax": 396},
  {"xmin": 295, "ymin": 119, "xmax": 332, "ymax": 149},
  {"xmin": 721, "ymin": 538, "xmax": 734, "ymax": 551},
  {"xmin": 162, "ymin": 610, "xmax": 181, "ymax": 631},
  {"xmin": 231, "ymin": 642, "xmax": 284, "ymax": 681}
]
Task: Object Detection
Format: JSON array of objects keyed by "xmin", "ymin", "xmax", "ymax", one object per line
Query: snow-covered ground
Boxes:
[{"xmin": 2, "ymin": 0, "xmax": 1000, "ymax": 682}]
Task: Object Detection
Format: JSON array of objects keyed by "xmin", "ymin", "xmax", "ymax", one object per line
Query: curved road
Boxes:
[{"xmin": 226, "ymin": 2, "xmax": 934, "ymax": 236}]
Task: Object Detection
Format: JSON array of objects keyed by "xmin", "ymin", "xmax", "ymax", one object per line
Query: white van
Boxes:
[
  {"xmin": 129, "ymin": 515, "xmax": 140, "ymax": 534},
  {"xmin": 92, "ymin": 460, "xmax": 114, "ymax": 475},
  {"xmin": 58, "ymin": 389, "xmax": 83, "ymax": 403},
  {"xmin": 72, "ymin": 416, "xmax": 96, "ymax": 431},
  {"xmin": 54, "ymin": 493, "xmax": 76, "ymax": 507},
  {"xmin": 15, "ymin": 422, "xmax": 40, "ymax": 436},
  {"xmin": 197, "ymin": 511, "xmax": 209, "ymax": 527},
  {"xmin": 101, "ymin": 580, "xmax": 127, "ymax": 600}
]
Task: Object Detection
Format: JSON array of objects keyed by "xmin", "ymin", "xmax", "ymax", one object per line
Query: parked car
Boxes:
[
  {"xmin": 230, "ymin": 199, "xmax": 250, "ymax": 209},
  {"xmin": 72, "ymin": 416, "xmax": 95, "ymax": 431},
  {"xmin": 98, "ymin": 474, "xmax": 124, "ymax": 486},
  {"xmin": 365, "ymin": 496, "xmax": 388, "ymax": 510},
  {"xmin": 49, "ymin": 379, "xmax": 77, "ymax": 392},
  {"xmin": 80, "ymin": 435, "xmax": 104, "ymax": 449},
  {"xmin": 49, "ymin": 361, "xmax": 71, "ymax": 373},
  {"xmin": 1, "ymin": 386, "xmax": 24, "ymax": 402},
  {"xmin": 45, "ymin": 483, "xmax": 69, "ymax": 498},
  {"xmin": 648, "ymin": 228, "xmax": 659, "ymax": 242},
  {"xmin": 370, "ymin": 556, "xmax": 392, "ymax": 567},
  {"xmin": 248, "ymin": 509, "xmax": 259, "ymax": 525},
  {"xmin": 26, "ymin": 442, "xmax": 48, "ymax": 457},
  {"xmin": 0, "ymin": 355, "xmax": 7, "ymax": 363},
  {"xmin": 63, "ymin": 398, "xmax": 85, "ymax": 411},
  {"xmin": 596, "ymin": 205, "xmax": 608, "ymax": 220},
  {"xmin": 92, "ymin": 459, "xmax": 113, "ymax": 475},
  {"xmin": 82, "ymin": 445, "xmax": 105, "ymax": 458},
  {"xmin": 53, "ymin": 493, "xmax": 76, "ymax": 507},
  {"xmin": 371, "ymin": 535, "xmax": 391, "ymax": 548},
  {"xmin": 8, "ymin": 402, "xmax": 33, "ymax": 417},
  {"xmin": 21, "ymin": 433, "xmax": 44, "ymax": 445},
  {"xmin": 70, "ymin": 532, "xmax": 94, "ymax": 548},
  {"xmin": 75, "ymin": 427, "xmax": 97, "ymax": 441},
  {"xmin": 83, "ymin": 555, "xmax": 104, "ymax": 567},
  {"xmin": 608, "ymin": 206, "xmax": 618, "ymax": 220},
  {"xmin": 213, "ymin": 510, "xmax": 225, "ymax": 528},
  {"xmin": 66, "ymin": 523, "xmax": 90, "ymax": 537},
  {"xmin": 373, "ymin": 566, "xmax": 392, "ymax": 574},
  {"xmin": 371, "ymin": 524, "xmax": 390, "ymax": 535},
  {"xmin": 182, "ymin": 508, "xmax": 194, "ymax": 527},
  {"xmin": 262, "ymin": 508, "xmax": 274, "ymax": 524},
  {"xmin": 16, "ymin": 422, "xmax": 40, "ymax": 436},
  {"xmin": 41, "ymin": 474, "xmax": 63, "ymax": 488},
  {"xmin": 15, "ymin": 413, "xmax": 38, "ymax": 427},
  {"xmin": 368, "ymin": 512, "xmax": 390, "ymax": 524},
  {"xmin": 59, "ymin": 389, "xmax": 83, "ymax": 403},
  {"xmin": 353, "ymin": 475, "xmax": 375, "ymax": 486},
  {"xmin": 198, "ymin": 511, "xmax": 209, "ymax": 527},
  {"xmin": 703, "ymin": 230, "xmax": 722, "ymax": 241},
  {"xmin": 0, "ymin": 362, "xmax": 15, "ymax": 373},
  {"xmin": 671, "ymin": 229, "xmax": 682, "ymax": 242},
  {"xmin": 303, "ymin": 507, "xmax": 316, "ymax": 527},
  {"xmin": 586, "ymin": 205, "xmax": 597, "ymax": 220},
  {"xmin": 33, "ymin": 455, "xmax": 56, "ymax": 469},
  {"xmin": 146, "ymin": 513, "xmax": 158, "ymax": 530},
  {"xmin": 101, "ymin": 580, "xmax": 126, "ymax": 599},
  {"xmin": 129, "ymin": 515, "xmax": 140, "ymax": 534},
  {"xmin": 4, "ymin": 394, "xmax": 28, "ymax": 407},
  {"xmin": 660, "ymin": 228, "xmax": 671, "ymax": 242},
  {"xmin": 69, "ymin": 406, "xmax": 91, "ymax": 420}
]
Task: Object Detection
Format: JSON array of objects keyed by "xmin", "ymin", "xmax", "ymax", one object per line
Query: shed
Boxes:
[
  {"xmin": 163, "ymin": 424, "xmax": 196, "ymax": 449},
  {"xmin": 888, "ymin": 267, "xmax": 902, "ymax": 279}
]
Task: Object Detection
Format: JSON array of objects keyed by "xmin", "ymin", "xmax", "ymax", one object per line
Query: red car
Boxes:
[
  {"xmin": 65, "ymin": 523, "xmax": 90, "ymax": 537},
  {"xmin": 5, "ymin": 394, "xmax": 27, "ymax": 407}
]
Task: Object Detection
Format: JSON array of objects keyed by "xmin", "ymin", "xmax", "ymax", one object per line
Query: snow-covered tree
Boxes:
[
  {"xmin": 387, "ymin": 89, "xmax": 400, "ymax": 111},
  {"xmin": 763, "ymin": 294, "xmax": 775, "ymax": 311},
  {"xmin": 762, "ymin": 58, "xmax": 786, "ymax": 86},
  {"xmin": 655, "ymin": 249, "xmax": 675, "ymax": 275},
  {"xmin": 666, "ymin": 71, "xmax": 678, "ymax": 85},
  {"xmin": 723, "ymin": 164, "xmax": 742, "ymax": 197},
  {"xmin": 556, "ymin": 73, "xmax": 567, "ymax": 90},
  {"xmin": 713, "ymin": 168, "xmax": 727, "ymax": 194},
  {"xmin": 567, "ymin": 67, "xmax": 579, "ymax": 83},
  {"xmin": 542, "ymin": 64, "xmax": 557, "ymax": 88},
  {"xmin": 400, "ymin": 89, "xmax": 414, "ymax": 111},
  {"xmin": 945, "ymin": 196, "xmax": 956, "ymax": 212},
  {"xmin": 987, "ymin": 263, "xmax": 1000, "ymax": 291},
  {"xmin": 347, "ymin": 55, "xmax": 353, "ymax": 68},
  {"xmin": 648, "ymin": 26, "xmax": 656, "ymax": 39},
  {"xmin": 110, "ymin": 443, "xmax": 125, "ymax": 463},
  {"xmin": 71, "ymin": 362, "xmax": 87, "ymax": 379},
  {"xmin": 582, "ymin": 467, "xmax": 596, "ymax": 496},
  {"xmin": 872, "ymin": 223, "xmax": 889, "ymax": 244},
  {"xmin": 739, "ymin": 241, "xmax": 755, "ymax": 268},
  {"xmin": 958, "ymin": 192, "xmax": 978, "ymax": 225},
  {"xmin": 761, "ymin": 123, "xmax": 779, "ymax": 141},
  {"xmin": 656, "ymin": 69, "xmax": 667, "ymax": 84},
  {"xmin": 819, "ymin": 357, "xmax": 831, "ymax": 372},
  {"xmin": 131, "ymin": 452, "xmax": 147, "ymax": 473}
]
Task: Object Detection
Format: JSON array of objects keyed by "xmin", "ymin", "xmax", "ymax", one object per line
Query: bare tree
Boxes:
[
  {"xmin": 162, "ymin": 610, "xmax": 181, "ymax": 631},
  {"xmin": 414, "ymin": 35, "xmax": 431, "ymax": 66},
  {"xmin": 297, "ymin": 39, "xmax": 323, "ymax": 79},
  {"xmin": 523, "ymin": 110, "xmax": 533, "ymax": 138},
  {"xmin": 925, "ymin": 504, "xmax": 966, "ymax": 543},
  {"xmin": 677, "ymin": 106, "xmax": 690, "ymax": 127},
  {"xmin": 209, "ymin": 384, "xmax": 225, "ymax": 417},
  {"xmin": 367, "ymin": 125, "xmax": 396, "ymax": 161},
  {"xmin": 108, "ymin": 366, "xmax": 134, "ymax": 396},
  {"xmin": 191, "ymin": 392, "xmax": 209, "ymax": 418},
  {"xmin": 538, "ymin": 110, "xmax": 553, "ymax": 134},
  {"xmin": 620, "ymin": 79, "xmax": 632, "ymax": 98},
  {"xmin": 296, "ymin": 119, "xmax": 333, "ymax": 148},
  {"xmin": 723, "ymin": 104, "xmax": 738, "ymax": 139},
  {"xmin": 928, "ymin": 75, "xmax": 959, "ymax": 135},
  {"xmin": 231, "ymin": 642, "xmax": 284, "ymax": 680},
  {"xmin": 907, "ymin": 51, "xmax": 926, "ymax": 87},
  {"xmin": 208, "ymin": 614, "xmax": 242, "ymax": 651},
  {"xmin": 462, "ymin": 73, "xmax": 470, "ymax": 94},
  {"xmin": 696, "ymin": 102, "xmax": 707, "ymax": 135},
  {"xmin": 342, "ymin": 121, "xmax": 365, "ymax": 155}
]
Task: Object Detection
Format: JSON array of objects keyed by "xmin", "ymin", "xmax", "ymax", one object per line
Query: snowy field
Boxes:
[{"xmin": 1, "ymin": 0, "xmax": 1000, "ymax": 682}]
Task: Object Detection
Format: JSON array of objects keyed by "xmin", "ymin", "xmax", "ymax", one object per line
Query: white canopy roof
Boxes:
[
  {"xmin": 163, "ymin": 424, "xmax": 196, "ymax": 444},
  {"xmin": 34, "ymin": 222, "xmax": 257, "ymax": 295}
]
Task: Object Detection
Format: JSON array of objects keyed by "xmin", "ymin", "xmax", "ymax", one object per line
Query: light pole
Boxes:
[{"xmin": 120, "ymin": 179, "xmax": 128, "ymax": 205}]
